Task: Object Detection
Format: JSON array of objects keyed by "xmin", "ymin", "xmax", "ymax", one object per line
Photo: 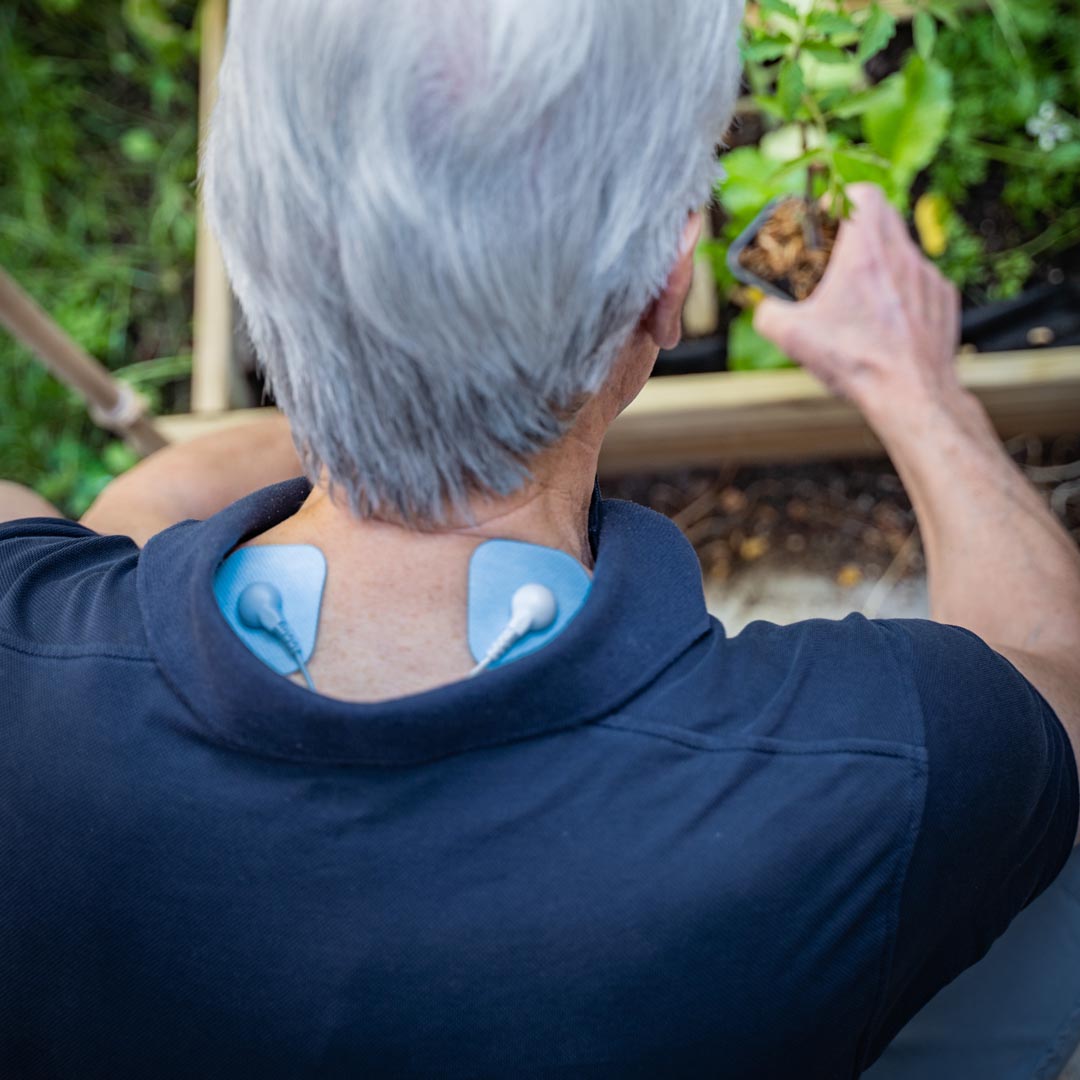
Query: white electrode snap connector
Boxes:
[
  {"xmin": 469, "ymin": 583, "xmax": 558, "ymax": 677},
  {"xmin": 237, "ymin": 581, "xmax": 317, "ymax": 691}
]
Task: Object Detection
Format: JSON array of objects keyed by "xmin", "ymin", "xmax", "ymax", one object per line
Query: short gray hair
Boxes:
[{"xmin": 204, "ymin": 0, "xmax": 742, "ymax": 524}]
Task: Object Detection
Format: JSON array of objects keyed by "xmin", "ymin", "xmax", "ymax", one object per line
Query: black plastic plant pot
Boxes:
[{"xmin": 726, "ymin": 196, "xmax": 800, "ymax": 302}]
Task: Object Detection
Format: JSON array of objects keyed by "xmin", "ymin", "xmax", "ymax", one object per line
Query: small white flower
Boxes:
[{"xmin": 1027, "ymin": 101, "xmax": 1074, "ymax": 151}]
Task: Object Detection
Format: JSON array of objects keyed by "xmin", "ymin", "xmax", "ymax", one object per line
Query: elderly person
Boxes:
[{"xmin": 2, "ymin": 0, "xmax": 1080, "ymax": 1076}]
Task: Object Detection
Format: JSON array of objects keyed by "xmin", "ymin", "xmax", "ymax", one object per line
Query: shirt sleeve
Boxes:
[
  {"xmin": 862, "ymin": 620, "xmax": 1079, "ymax": 1067},
  {"xmin": 0, "ymin": 517, "xmax": 144, "ymax": 648}
]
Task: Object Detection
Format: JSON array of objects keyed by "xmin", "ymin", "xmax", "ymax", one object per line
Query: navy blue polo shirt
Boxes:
[{"xmin": 0, "ymin": 478, "xmax": 1075, "ymax": 1079}]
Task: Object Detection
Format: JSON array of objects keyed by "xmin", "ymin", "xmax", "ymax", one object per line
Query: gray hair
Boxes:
[{"xmin": 204, "ymin": 0, "xmax": 742, "ymax": 524}]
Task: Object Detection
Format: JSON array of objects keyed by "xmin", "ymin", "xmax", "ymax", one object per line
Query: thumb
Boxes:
[{"xmin": 753, "ymin": 296, "xmax": 798, "ymax": 351}]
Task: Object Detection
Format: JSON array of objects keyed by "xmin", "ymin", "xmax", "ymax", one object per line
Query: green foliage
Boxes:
[
  {"xmin": 735, "ymin": 2, "xmax": 954, "ymax": 220},
  {"xmin": 862, "ymin": 54, "xmax": 953, "ymax": 197},
  {"xmin": 856, "ymin": 5, "xmax": 897, "ymax": 62},
  {"xmin": 926, "ymin": 0, "xmax": 1080, "ymax": 300},
  {"xmin": 727, "ymin": 309, "xmax": 792, "ymax": 372},
  {"xmin": 720, "ymin": 1, "xmax": 955, "ymax": 370},
  {"xmin": 0, "ymin": 0, "xmax": 198, "ymax": 516},
  {"xmin": 717, "ymin": 0, "xmax": 1080, "ymax": 369}
]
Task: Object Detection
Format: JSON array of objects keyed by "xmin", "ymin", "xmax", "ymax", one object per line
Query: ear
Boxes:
[{"xmin": 642, "ymin": 211, "xmax": 704, "ymax": 351}]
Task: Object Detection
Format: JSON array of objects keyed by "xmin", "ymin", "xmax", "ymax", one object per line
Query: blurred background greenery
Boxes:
[
  {"xmin": 2, "ymin": 0, "xmax": 1078, "ymax": 514},
  {"xmin": 1, "ymin": 0, "xmax": 199, "ymax": 515}
]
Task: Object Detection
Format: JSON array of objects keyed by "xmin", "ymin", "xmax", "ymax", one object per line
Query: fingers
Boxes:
[
  {"xmin": 753, "ymin": 296, "xmax": 797, "ymax": 354},
  {"xmin": 825, "ymin": 183, "xmax": 889, "ymax": 284},
  {"xmin": 918, "ymin": 259, "xmax": 962, "ymax": 365}
]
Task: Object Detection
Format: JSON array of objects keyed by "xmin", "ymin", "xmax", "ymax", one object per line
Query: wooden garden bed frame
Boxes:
[{"xmin": 180, "ymin": 0, "xmax": 1080, "ymax": 476}]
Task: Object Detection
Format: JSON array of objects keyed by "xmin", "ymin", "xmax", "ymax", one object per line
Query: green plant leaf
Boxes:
[
  {"xmin": 102, "ymin": 441, "xmax": 139, "ymax": 476},
  {"xmin": 759, "ymin": 122, "xmax": 827, "ymax": 163},
  {"xmin": 728, "ymin": 310, "xmax": 793, "ymax": 372},
  {"xmin": 757, "ymin": 0, "xmax": 800, "ymax": 20},
  {"xmin": 913, "ymin": 11, "xmax": 937, "ymax": 59},
  {"xmin": 832, "ymin": 148, "xmax": 896, "ymax": 200},
  {"xmin": 808, "ymin": 11, "xmax": 857, "ymax": 37},
  {"xmin": 1049, "ymin": 142, "xmax": 1080, "ymax": 170},
  {"xmin": 120, "ymin": 127, "xmax": 160, "ymax": 164},
  {"xmin": 776, "ymin": 59, "xmax": 805, "ymax": 121},
  {"xmin": 856, "ymin": 4, "xmax": 898, "ymax": 63},
  {"xmin": 800, "ymin": 52, "xmax": 864, "ymax": 93},
  {"xmin": 715, "ymin": 146, "xmax": 808, "ymax": 232},
  {"xmin": 862, "ymin": 55, "xmax": 953, "ymax": 191},
  {"xmin": 751, "ymin": 94, "xmax": 788, "ymax": 120},
  {"xmin": 826, "ymin": 82, "xmax": 895, "ymax": 119},
  {"xmin": 802, "ymin": 41, "xmax": 850, "ymax": 64},
  {"xmin": 741, "ymin": 33, "xmax": 793, "ymax": 63},
  {"xmin": 927, "ymin": 2, "xmax": 960, "ymax": 30}
]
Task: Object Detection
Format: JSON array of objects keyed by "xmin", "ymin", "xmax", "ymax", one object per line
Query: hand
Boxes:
[{"xmin": 753, "ymin": 184, "xmax": 962, "ymax": 420}]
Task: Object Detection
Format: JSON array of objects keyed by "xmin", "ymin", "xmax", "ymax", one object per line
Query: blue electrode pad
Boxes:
[
  {"xmin": 467, "ymin": 540, "xmax": 592, "ymax": 668},
  {"xmin": 213, "ymin": 545, "xmax": 327, "ymax": 676}
]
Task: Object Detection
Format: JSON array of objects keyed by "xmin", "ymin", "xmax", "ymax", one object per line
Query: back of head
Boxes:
[{"xmin": 204, "ymin": 0, "xmax": 742, "ymax": 525}]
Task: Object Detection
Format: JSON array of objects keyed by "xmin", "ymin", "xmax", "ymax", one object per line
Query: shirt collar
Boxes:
[{"xmin": 137, "ymin": 478, "xmax": 711, "ymax": 766}]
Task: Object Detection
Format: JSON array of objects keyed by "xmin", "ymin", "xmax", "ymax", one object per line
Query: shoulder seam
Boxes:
[
  {"xmin": 598, "ymin": 715, "xmax": 928, "ymax": 763},
  {"xmin": 0, "ymin": 630, "xmax": 154, "ymax": 663}
]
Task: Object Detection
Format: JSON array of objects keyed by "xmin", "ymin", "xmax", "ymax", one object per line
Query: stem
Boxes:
[
  {"xmin": 956, "ymin": 136, "xmax": 1059, "ymax": 168},
  {"xmin": 1007, "ymin": 206, "xmax": 1080, "ymax": 260},
  {"xmin": 986, "ymin": 0, "xmax": 1030, "ymax": 71},
  {"xmin": 800, "ymin": 124, "xmax": 822, "ymax": 250}
]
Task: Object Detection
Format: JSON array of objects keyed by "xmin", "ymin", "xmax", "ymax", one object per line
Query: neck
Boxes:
[
  {"xmin": 267, "ymin": 384, "xmax": 612, "ymax": 569},
  {"xmin": 239, "ymin": 356, "xmax": 645, "ymax": 701},
  {"xmin": 298, "ymin": 417, "xmax": 601, "ymax": 559},
  {"xmin": 291, "ymin": 467, "xmax": 596, "ymax": 568},
  {"xmin": 245, "ymin": 428, "xmax": 601, "ymax": 701}
]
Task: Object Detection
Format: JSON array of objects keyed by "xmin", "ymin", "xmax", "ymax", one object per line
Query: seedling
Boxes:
[{"xmin": 711, "ymin": 0, "xmax": 955, "ymax": 357}]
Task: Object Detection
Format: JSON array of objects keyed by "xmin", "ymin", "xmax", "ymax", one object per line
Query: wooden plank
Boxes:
[
  {"xmin": 191, "ymin": 0, "xmax": 233, "ymax": 414},
  {"xmin": 156, "ymin": 349, "xmax": 1080, "ymax": 476},
  {"xmin": 157, "ymin": 406, "xmax": 273, "ymax": 444},
  {"xmin": 599, "ymin": 348, "xmax": 1080, "ymax": 475}
]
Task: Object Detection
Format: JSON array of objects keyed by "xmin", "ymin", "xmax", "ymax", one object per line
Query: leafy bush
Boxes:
[
  {"xmin": 711, "ymin": 0, "xmax": 1080, "ymax": 369},
  {"xmin": 0, "ymin": 0, "xmax": 199, "ymax": 514},
  {"xmin": 711, "ymin": 1, "xmax": 957, "ymax": 369},
  {"xmin": 928, "ymin": 0, "xmax": 1080, "ymax": 300}
]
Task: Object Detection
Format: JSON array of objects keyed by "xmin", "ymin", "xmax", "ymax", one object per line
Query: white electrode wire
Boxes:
[
  {"xmin": 276, "ymin": 622, "xmax": 317, "ymax": 692},
  {"xmin": 470, "ymin": 624, "xmax": 526, "ymax": 677}
]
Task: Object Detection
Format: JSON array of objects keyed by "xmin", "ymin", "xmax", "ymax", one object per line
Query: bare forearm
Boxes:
[
  {"xmin": 81, "ymin": 415, "xmax": 302, "ymax": 545},
  {"xmin": 867, "ymin": 386, "xmax": 1080, "ymax": 664}
]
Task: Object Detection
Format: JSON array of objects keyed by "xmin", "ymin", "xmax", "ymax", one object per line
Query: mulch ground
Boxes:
[{"xmin": 603, "ymin": 432, "xmax": 1080, "ymax": 593}]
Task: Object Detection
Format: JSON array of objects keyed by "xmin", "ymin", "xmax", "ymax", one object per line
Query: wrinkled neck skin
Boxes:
[{"xmin": 248, "ymin": 334, "xmax": 656, "ymax": 700}]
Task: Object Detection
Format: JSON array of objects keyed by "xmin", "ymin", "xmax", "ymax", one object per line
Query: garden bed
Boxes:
[{"xmin": 604, "ymin": 430, "xmax": 1080, "ymax": 594}]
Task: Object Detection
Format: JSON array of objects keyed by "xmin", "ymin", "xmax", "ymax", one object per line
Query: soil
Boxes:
[
  {"xmin": 603, "ymin": 432, "xmax": 1080, "ymax": 591},
  {"xmin": 738, "ymin": 197, "xmax": 839, "ymax": 301}
]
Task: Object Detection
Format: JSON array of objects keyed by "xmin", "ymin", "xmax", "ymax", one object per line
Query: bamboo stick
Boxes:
[
  {"xmin": 0, "ymin": 267, "xmax": 168, "ymax": 457},
  {"xmin": 191, "ymin": 0, "xmax": 233, "ymax": 414}
]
